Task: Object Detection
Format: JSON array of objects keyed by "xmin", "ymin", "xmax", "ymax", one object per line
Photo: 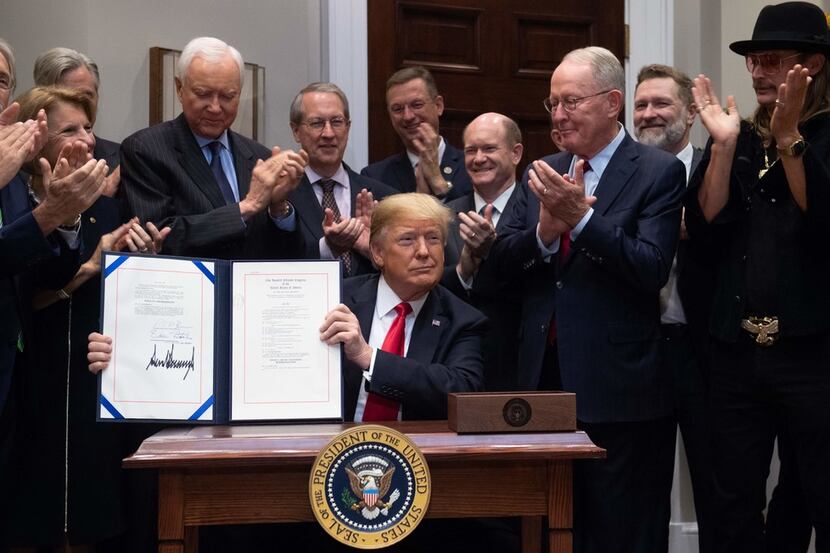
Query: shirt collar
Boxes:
[
  {"xmin": 568, "ymin": 123, "xmax": 626, "ymax": 178},
  {"xmin": 306, "ymin": 164, "xmax": 349, "ymax": 188},
  {"xmin": 406, "ymin": 136, "xmax": 446, "ymax": 168},
  {"xmin": 376, "ymin": 275, "xmax": 428, "ymax": 319},
  {"xmin": 193, "ymin": 129, "xmax": 230, "ymax": 151},
  {"xmin": 675, "ymin": 142, "xmax": 694, "ymax": 182},
  {"xmin": 474, "ymin": 182, "xmax": 515, "ymax": 215}
]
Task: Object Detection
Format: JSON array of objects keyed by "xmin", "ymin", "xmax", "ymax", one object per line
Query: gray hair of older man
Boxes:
[
  {"xmin": 289, "ymin": 82, "xmax": 351, "ymax": 126},
  {"xmin": 562, "ymin": 46, "xmax": 626, "ymax": 105},
  {"xmin": 0, "ymin": 38, "xmax": 16, "ymax": 95},
  {"xmin": 175, "ymin": 36, "xmax": 244, "ymax": 87},
  {"xmin": 33, "ymin": 47, "xmax": 100, "ymax": 89}
]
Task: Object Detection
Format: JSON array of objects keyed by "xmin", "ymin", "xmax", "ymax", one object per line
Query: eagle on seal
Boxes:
[{"xmin": 346, "ymin": 466, "xmax": 396, "ymax": 520}]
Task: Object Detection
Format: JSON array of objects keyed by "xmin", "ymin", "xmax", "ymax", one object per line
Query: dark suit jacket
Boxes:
[
  {"xmin": 289, "ymin": 165, "xmax": 396, "ymax": 276},
  {"xmin": 0, "ymin": 174, "xmax": 79, "ymax": 409},
  {"xmin": 342, "ymin": 274, "xmax": 486, "ymax": 421},
  {"xmin": 485, "ymin": 132, "xmax": 686, "ymax": 422},
  {"xmin": 93, "ymin": 136, "xmax": 120, "ymax": 170},
  {"xmin": 675, "ymin": 147, "xmax": 713, "ymax": 358},
  {"xmin": 120, "ymin": 114, "xmax": 303, "ymax": 260},
  {"xmin": 360, "ymin": 142, "xmax": 471, "ymax": 202},
  {"xmin": 440, "ymin": 188, "xmax": 523, "ymax": 391}
]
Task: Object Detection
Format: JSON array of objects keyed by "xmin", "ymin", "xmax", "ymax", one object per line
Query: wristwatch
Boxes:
[{"xmin": 777, "ymin": 137, "xmax": 807, "ymax": 157}]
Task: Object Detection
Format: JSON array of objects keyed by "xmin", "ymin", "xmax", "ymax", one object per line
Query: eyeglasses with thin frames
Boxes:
[
  {"xmin": 744, "ymin": 53, "xmax": 802, "ymax": 75},
  {"xmin": 302, "ymin": 117, "xmax": 350, "ymax": 132},
  {"xmin": 543, "ymin": 90, "xmax": 613, "ymax": 114}
]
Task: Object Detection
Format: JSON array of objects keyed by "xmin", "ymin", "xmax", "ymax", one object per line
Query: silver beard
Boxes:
[{"xmin": 635, "ymin": 111, "xmax": 688, "ymax": 151}]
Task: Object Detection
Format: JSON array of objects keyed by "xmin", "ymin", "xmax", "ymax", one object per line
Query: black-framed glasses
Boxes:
[
  {"xmin": 543, "ymin": 90, "xmax": 613, "ymax": 114},
  {"xmin": 745, "ymin": 53, "xmax": 802, "ymax": 75},
  {"xmin": 302, "ymin": 117, "xmax": 350, "ymax": 132}
]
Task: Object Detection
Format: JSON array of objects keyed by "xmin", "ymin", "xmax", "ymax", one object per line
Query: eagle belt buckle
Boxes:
[{"xmin": 740, "ymin": 316, "xmax": 779, "ymax": 346}]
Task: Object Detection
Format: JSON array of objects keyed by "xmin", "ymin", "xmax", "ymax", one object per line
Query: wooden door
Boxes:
[{"xmin": 367, "ymin": 0, "xmax": 625, "ymax": 171}]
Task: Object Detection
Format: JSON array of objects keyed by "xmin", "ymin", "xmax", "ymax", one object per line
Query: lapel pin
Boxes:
[
  {"xmin": 432, "ymin": 319, "xmax": 441, "ymax": 327},
  {"xmin": 443, "ymin": 166, "xmax": 452, "ymax": 175}
]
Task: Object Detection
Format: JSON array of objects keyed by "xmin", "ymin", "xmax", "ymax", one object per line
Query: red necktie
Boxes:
[
  {"xmin": 362, "ymin": 302, "xmax": 412, "ymax": 421},
  {"xmin": 548, "ymin": 159, "xmax": 591, "ymax": 344}
]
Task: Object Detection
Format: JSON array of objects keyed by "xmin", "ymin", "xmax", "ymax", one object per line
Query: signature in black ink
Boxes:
[{"xmin": 145, "ymin": 344, "xmax": 195, "ymax": 381}]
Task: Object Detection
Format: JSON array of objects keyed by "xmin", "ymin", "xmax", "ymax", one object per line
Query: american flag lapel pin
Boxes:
[{"xmin": 432, "ymin": 319, "xmax": 441, "ymax": 327}]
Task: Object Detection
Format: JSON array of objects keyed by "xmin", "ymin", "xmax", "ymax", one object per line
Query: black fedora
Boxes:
[{"xmin": 729, "ymin": 1, "xmax": 830, "ymax": 56}]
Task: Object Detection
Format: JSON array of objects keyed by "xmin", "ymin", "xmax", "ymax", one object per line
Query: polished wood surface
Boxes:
[
  {"xmin": 126, "ymin": 421, "xmax": 604, "ymax": 553},
  {"xmin": 448, "ymin": 391, "xmax": 576, "ymax": 433}
]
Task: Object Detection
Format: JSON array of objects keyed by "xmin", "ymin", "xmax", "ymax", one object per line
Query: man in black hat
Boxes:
[{"xmin": 685, "ymin": 2, "xmax": 830, "ymax": 551}]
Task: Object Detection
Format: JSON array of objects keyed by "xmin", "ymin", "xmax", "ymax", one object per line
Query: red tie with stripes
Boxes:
[{"xmin": 362, "ymin": 302, "xmax": 412, "ymax": 421}]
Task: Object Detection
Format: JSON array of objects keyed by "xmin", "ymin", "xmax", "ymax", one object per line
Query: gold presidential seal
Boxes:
[{"xmin": 309, "ymin": 425, "xmax": 431, "ymax": 549}]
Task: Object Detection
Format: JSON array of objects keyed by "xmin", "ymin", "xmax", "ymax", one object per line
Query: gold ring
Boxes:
[
  {"xmin": 471, "ymin": 232, "xmax": 477, "ymax": 238},
  {"xmin": 775, "ymin": 99, "xmax": 785, "ymax": 106},
  {"xmin": 543, "ymin": 187, "xmax": 548, "ymax": 195}
]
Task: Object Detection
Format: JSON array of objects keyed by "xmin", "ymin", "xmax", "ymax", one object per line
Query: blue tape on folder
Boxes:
[
  {"xmin": 189, "ymin": 395, "xmax": 215, "ymax": 420},
  {"xmin": 192, "ymin": 260, "xmax": 215, "ymax": 284},
  {"xmin": 99, "ymin": 394, "xmax": 125, "ymax": 419},
  {"xmin": 103, "ymin": 255, "xmax": 129, "ymax": 278}
]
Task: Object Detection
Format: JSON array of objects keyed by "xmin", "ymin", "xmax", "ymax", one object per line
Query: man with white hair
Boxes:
[
  {"xmin": 486, "ymin": 46, "xmax": 686, "ymax": 552},
  {"xmin": 121, "ymin": 36, "xmax": 308, "ymax": 259}
]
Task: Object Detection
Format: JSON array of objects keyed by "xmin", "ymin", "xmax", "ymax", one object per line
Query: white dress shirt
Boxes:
[
  {"xmin": 353, "ymin": 275, "xmax": 428, "ymax": 422},
  {"xmin": 305, "ymin": 164, "xmax": 351, "ymax": 260}
]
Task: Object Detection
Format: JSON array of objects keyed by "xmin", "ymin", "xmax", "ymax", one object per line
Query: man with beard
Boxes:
[{"xmin": 633, "ymin": 64, "xmax": 712, "ymax": 553}]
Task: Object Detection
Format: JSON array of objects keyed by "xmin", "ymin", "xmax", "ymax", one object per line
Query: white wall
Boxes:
[{"xmin": 0, "ymin": 0, "xmax": 323, "ymax": 149}]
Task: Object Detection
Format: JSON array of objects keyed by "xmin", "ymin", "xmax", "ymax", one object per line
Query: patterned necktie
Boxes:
[
  {"xmin": 362, "ymin": 302, "xmax": 412, "ymax": 421},
  {"xmin": 208, "ymin": 141, "xmax": 237, "ymax": 205},
  {"xmin": 319, "ymin": 179, "xmax": 353, "ymax": 276}
]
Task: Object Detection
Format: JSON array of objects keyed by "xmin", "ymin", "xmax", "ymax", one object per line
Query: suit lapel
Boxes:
[
  {"xmin": 495, "ymin": 186, "xmax": 520, "ymax": 233},
  {"xmin": 294, "ymin": 175, "xmax": 325, "ymax": 241},
  {"xmin": 230, "ymin": 131, "xmax": 257, "ymax": 197},
  {"xmin": 172, "ymin": 115, "xmax": 227, "ymax": 209},
  {"xmin": 392, "ymin": 153, "xmax": 416, "ymax": 192},
  {"xmin": 346, "ymin": 166, "xmax": 360, "ymax": 217},
  {"xmin": 407, "ymin": 289, "xmax": 444, "ymax": 365},
  {"xmin": 590, "ymin": 134, "xmax": 638, "ymax": 216}
]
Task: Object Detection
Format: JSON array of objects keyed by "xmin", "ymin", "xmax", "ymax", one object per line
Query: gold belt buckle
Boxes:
[{"xmin": 740, "ymin": 316, "xmax": 779, "ymax": 346}]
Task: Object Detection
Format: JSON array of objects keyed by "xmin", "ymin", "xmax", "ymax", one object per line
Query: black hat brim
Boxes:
[{"xmin": 730, "ymin": 38, "xmax": 830, "ymax": 57}]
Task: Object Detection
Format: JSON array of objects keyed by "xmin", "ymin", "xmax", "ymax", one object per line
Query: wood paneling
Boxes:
[{"xmin": 368, "ymin": 0, "xmax": 626, "ymax": 169}]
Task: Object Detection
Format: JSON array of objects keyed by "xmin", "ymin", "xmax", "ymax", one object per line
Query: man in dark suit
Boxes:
[
  {"xmin": 633, "ymin": 64, "xmax": 712, "ymax": 553},
  {"xmin": 319, "ymin": 193, "xmax": 486, "ymax": 422},
  {"xmin": 485, "ymin": 47, "xmax": 685, "ymax": 553},
  {"xmin": 360, "ymin": 66, "xmax": 471, "ymax": 202},
  {"xmin": 121, "ymin": 36, "xmax": 308, "ymax": 260},
  {"xmin": 442, "ymin": 112, "xmax": 523, "ymax": 391},
  {"xmin": 287, "ymin": 82, "xmax": 396, "ymax": 276}
]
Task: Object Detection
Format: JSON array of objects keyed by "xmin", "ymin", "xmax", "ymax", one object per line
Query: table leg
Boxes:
[
  {"xmin": 548, "ymin": 461, "xmax": 573, "ymax": 553},
  {"xmin": 158, "ymin": 470, "xmax": 185, "ymax": 553}
]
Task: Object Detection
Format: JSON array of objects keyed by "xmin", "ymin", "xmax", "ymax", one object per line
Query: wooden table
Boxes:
[{"xmin": 124, "ymin": 421, "xmax": 604, "ymax": 553}]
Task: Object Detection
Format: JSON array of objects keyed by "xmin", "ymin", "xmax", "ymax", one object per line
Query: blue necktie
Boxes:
[{"xmin": 208, "ymin": 141, "xmax": 237, "ymax": 205}]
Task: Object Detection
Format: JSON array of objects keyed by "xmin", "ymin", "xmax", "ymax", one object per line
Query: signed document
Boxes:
[
  {"xmin": 99, "ymin": 253, "xmax": 216, "ymax": 421},
  {"xmin": 230, "ymin": 260, "xmax": 342, "ymax": 421}
]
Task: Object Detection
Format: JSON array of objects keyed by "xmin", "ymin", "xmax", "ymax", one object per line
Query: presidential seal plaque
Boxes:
[{"xmin": 309, "ymin": 425, "xmax": 431, "ymax": 549}]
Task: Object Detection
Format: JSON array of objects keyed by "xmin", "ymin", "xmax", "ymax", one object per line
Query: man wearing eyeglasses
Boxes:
[
  {"xmin": 288, "ymin": 82, "xmax": 395, "ymax": 276},
  {"xmin": 685, "ymin": 3, "xmax": 830, "ymax": 551},
  {"xmin": 121, "ymin": 36, "xmax": 308, "ymax": 260},
  {"xmin": 483, "ymin": 46, "xmax": 685, "ymax": 553},
  {"xmin": 360, "ymin": 66, "xmax": 471, "ymax": 202}
]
